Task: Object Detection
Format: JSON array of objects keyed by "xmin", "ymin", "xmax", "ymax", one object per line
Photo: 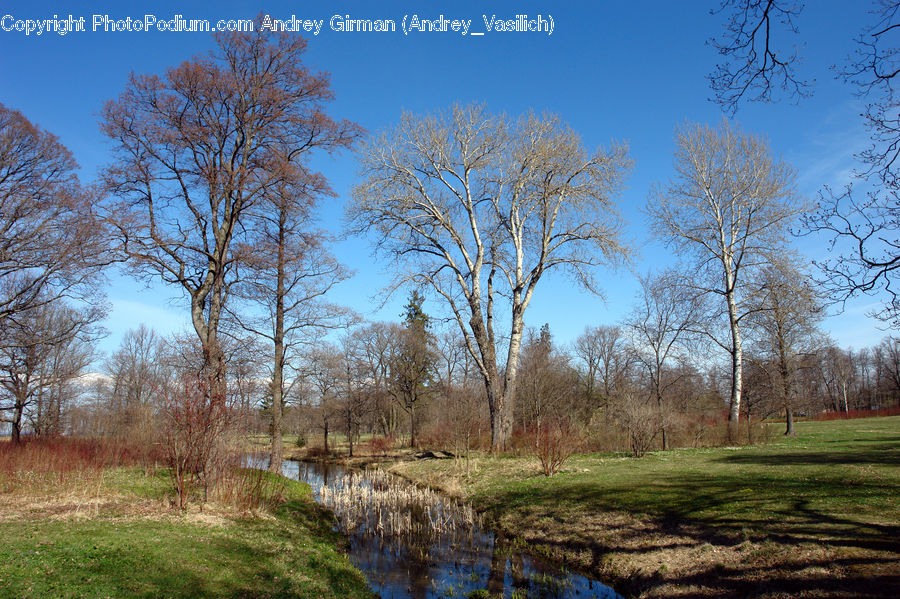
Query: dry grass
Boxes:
[{"xmin": 0, "ymin": 462, "xmax": 374, "ymax": 599}]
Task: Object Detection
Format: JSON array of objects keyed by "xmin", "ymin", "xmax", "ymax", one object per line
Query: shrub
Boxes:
[
  {"xmin": 813, "ymin": 406, "xmax": 900, "ymax": 421},
  {"xmin": 162, "ymin": 373, "xmax": 234, "ymax": 510},
  {"xmin": 532, "ymin": 419, "xmax": 581, "ymax": 476},
  {"xmin": 0, "ymin": 437, "xmax": 165, "ymax": 494},
  {"xmin": 610, "ymin": 392, "xmax": 660, "ymax": 458},
  {"xmin": 212, "ymin": 466, "xmax": 286, "ymax": 512}
]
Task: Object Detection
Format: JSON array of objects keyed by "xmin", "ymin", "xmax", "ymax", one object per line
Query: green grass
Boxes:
[
  {"xmin": 392, "ymin": 417, "xmax": 900, "ymax": 597},
  {"xmin": 0, "ymin": 470, "xmax": 373, "ymax": 599}
]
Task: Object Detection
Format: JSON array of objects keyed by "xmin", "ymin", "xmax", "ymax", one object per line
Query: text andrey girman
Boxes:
[{"xmin": 0, "ymin": 13, "xmax": 554, "ymax": 37}]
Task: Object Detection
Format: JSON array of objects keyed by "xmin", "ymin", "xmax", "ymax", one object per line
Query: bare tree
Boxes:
[
  {"xmin": 101, "ymin": 29, "xmax": 360, "ymax": 401},
  {"xmin": 351, "ymin": 321, "xmax": 401, "ymax": 438},
  {"xmin": 877, "ymin": 335, "xmax": 900, "ymax": 392},
  {"xmin": 707, "ymin": 0, "xmax": 812, "ymax": 115},
  {"xmin": 610, "ymin": 389, "xmax": 661, "ymax": 458},
  {"xmin": 306, "ymin": 343, "xmax": 343, "ymax": 454},
  {"xmin": 822, "ymin": 4, "xmax": 900, "ymax": 326},
  {"xmin": 230, "ymin": 177, "xmax": 353, "ymax": 473},
  {"xmin": 572, "ymin": 325, "xmax": 633, "ymax": 417},
  {"xmin": 648, "ymin": 120, "xmax": 804, "ymax": 442},
  {"xmin": 432, "ymin": 324, "xmax": 486, "ymax": 471},
  {"xmin": 0, "ymin": 104, "xmax": 107, "ymax": 325},
  {"xmin": 0, "ymin": 300, "xmax": 104, "ymax": 443},
  {"xmin": 746, "ymin": 257, "xmax": 824, "ymax": 434},
  {"xmin": 104, "ymin": 325, "xmax": 168, "ymax": 440},
  {"xmin": 804, "ymin": 186, "xmax": 900, "ymax": 327},
  {"xmin": 349, "ymin": 104, "xmax": 631, "ymax": 450},
  {"xmin": 223, "ymin": 334, "xmax": 267, "ymax": 414},
  {"xmin": 708, "ymin": 2, "xmax": 900, "ymax": 325},
  {"xmin": 516, "ymin": 324, "xmax": 578, "ymax": 431},
  {"xmin": 626, "ymin": 270, "xmax": 701, "ymax": 450}
]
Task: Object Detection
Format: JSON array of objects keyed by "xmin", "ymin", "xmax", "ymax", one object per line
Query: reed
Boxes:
[{"xmin": 317, "ymin": 467, "xmax": 482, "ymax": 550}]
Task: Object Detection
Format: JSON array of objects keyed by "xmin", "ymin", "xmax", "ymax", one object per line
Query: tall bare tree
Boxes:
[
  {"xmin": 101, "ymin": 29, "xmax": 360, "ymax": 401},
  {"xmin": 708, "ymin": 2, "xmax": 900, "ymax": 326},
  {"xmin": 349, "ymin": 104, "xmax": 631, "ymax": 449},
  {"xmin": 350, "ymin": 321, "xmax": 401, "ymax": 438},
  {"xmin": 807, "ymin": 0, "xmax": 900, "ymax": 326},
  {"xmin": 516, "ymin": 323, "xmax": 579, "ymax": 432},
  {"xmin": 305, "ymin": 343, "xmax": 343, "ymax": 453},
  {"xmin": 104, "ymin": 324, "xmax": 168, "ymax": 439},
  {"xmin": 230, "ymin": 176, "xmax": 353, "ymax": 473},
  {"xmin": 648, "ymin": 119, "xmax": 803, "ymax": 442},
  {"xmin": 746, "ymin": 257, "xmax": 823, "ymax": 434}
]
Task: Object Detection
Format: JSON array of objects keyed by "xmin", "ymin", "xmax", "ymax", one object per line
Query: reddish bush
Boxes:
[
  {"xmin": 0, "ymin": 437, "xmax": 163, "ymax": 477},
  {"xmin": 162, "ymin": 374, "xmax": 234, "ymax": 510},
  {"xmin": 509, "ymin": 420, "xmax": 582, "ymax": 475},
  {"xmin": 367, "ymin": 435, "xmax": 395, "ymax": 457},
  {"xmin": 532, "ymin": 419, "xmax": 582, "ymax": 476}
]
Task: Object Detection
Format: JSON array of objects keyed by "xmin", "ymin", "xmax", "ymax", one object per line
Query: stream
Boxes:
[{"xmin": 279, "ymin": 460, "xmax": 622, "ymax": 599}]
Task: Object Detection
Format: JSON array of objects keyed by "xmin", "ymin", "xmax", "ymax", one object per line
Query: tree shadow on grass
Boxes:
[
  {"xmin": 715, "ymin": 439, "xmax": 900, "ymax": 466},
  {"xmin": 477, "ymin": 470, "xmax": 900, "ymax": 597},
  {"xmin": 623, "ymin": 555, "xmax": 900, "ymax": 598}
]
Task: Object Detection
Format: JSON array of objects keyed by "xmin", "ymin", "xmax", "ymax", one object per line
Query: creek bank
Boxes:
[
  {"xmin": 387, "ymin": 433, "xmax": 900, "ymax": 599},
  {"xmin": 0, "ymin": 467, "xmax": 375, "ymax": 599}
]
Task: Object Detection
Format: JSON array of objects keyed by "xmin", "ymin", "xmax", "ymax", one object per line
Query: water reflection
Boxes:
[{"xmin": 278, "ymin": 460, "xmax": 622, "ymax": 599}]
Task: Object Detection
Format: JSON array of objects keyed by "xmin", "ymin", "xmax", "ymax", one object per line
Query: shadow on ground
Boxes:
[{"xmin": 474, "ymin": 444, "xmax": 900, "ymax": 598}]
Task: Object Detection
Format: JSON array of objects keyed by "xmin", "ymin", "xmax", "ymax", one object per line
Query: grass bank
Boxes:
[
  {"xmin": 0, "ymin": 457, "xmax": 373, "ymax": 598},
  {"xmin": 390, "ymin": 416, "xmax": 900, "ymax": 598}
]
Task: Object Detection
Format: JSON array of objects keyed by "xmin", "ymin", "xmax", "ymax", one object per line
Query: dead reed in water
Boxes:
[{"xmin": 317, "ymin": 468, "xmax": 482, "ymax": 548}]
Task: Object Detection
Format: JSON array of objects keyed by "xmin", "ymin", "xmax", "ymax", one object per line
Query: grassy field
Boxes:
[
  {"xmin": 391, "ymin": 416, "xmax": 900, "ymax": 598},
  {"xmin": 0, "ymin": 465, "xmax": 373, "ymax": 599}
]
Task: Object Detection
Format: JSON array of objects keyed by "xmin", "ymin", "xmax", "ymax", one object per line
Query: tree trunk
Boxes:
[
  {"xmin": 486, "ymin": 380, "xmax": 504, "ymax": 451},
  {"xmin": 409, "ymin": 403, "xmax": 416, "ymax": 448},
  {"xmin": 784, "ymin": 406, "xmax": 795, "ymax": 436},
  {"xmin": 746, "ymin": 411, "xmax": 753, "ymax": 444},
  {"xmin": 347, "ymin": 411, "xmax": 354, "ymax": 457},
  {"xmin": 11, "ymin": 398, "xmax": 24, "ymax": 444},
  {"xmin": 726, "ymin": 286, "xmax": 743, "ymax": 444},
  {"xmin": 268, "ymin": 333, "xmax": 284, "ymax": 474},
  {"xmin": 489, "ymin": 309, "xmax": 525, "ymax": 451},
  {"xmin": 656, "ymin": 387, "xmax": 668, "ymax": 450},
  {"xmin": 268, "ymin": 231, "xmax": 287, "ymax": 474},
  {"xmin": 190, "ymin": 278, "xmax": 228, "ymax": 406},
  {"xmin": 778, "ymin": 333, "xmax": 795, "ymax": 437}
]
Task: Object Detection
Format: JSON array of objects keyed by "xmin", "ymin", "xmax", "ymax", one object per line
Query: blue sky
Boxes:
[{"xmin": 0, "ymin": 1, "xmax": 891, "ymax": 357}]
